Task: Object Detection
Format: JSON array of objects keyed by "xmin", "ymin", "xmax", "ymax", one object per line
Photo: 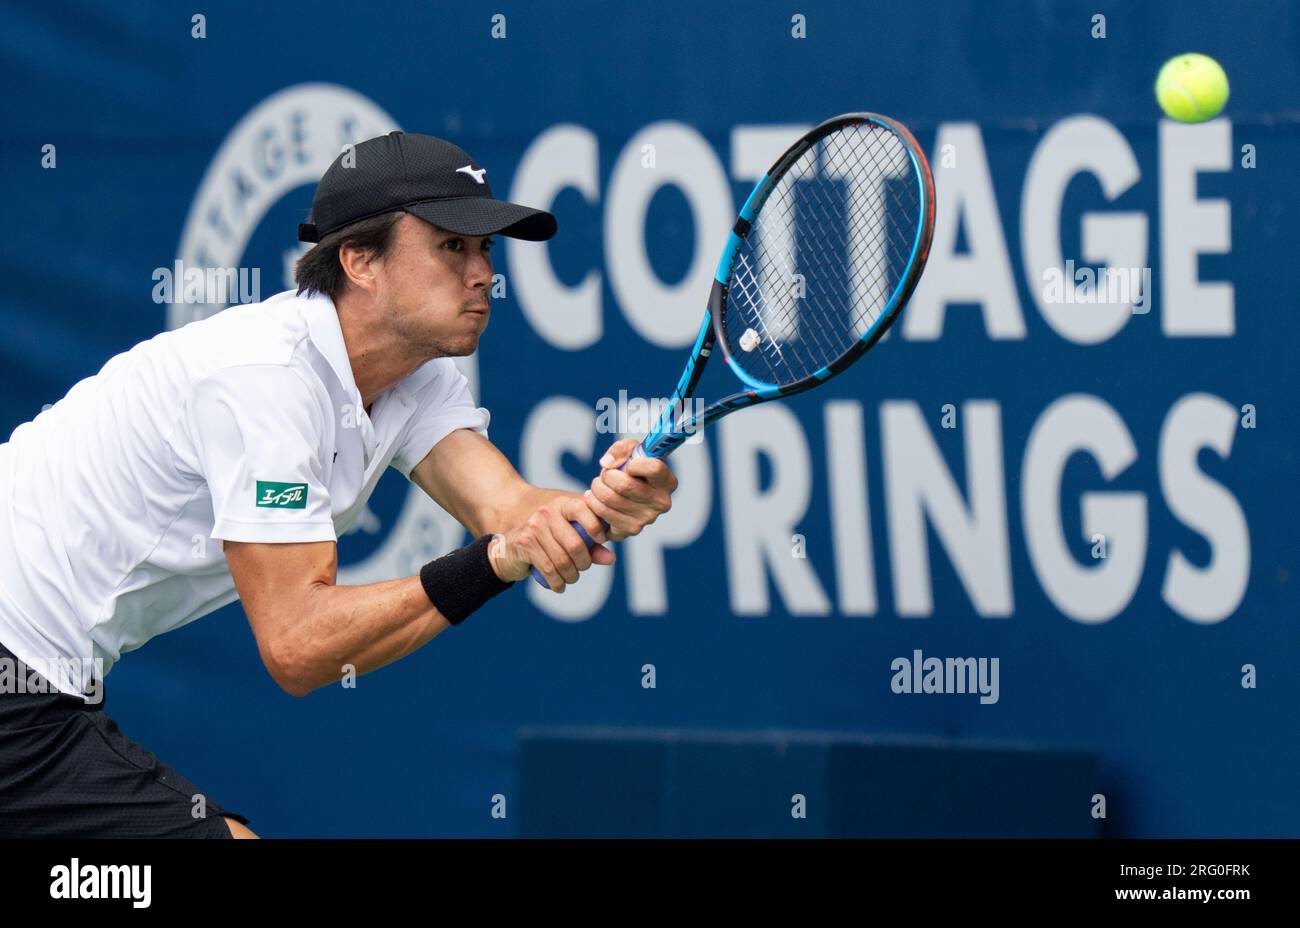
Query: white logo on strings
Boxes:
[{"xmin": 456, "ymin": 164, "xmax": 487, "ymax": 184}]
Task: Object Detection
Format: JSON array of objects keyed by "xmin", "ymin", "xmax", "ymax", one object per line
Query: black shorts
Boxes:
[{"xmin": 0, "ymin": 640, "xmax": 250, "ymax": 838}]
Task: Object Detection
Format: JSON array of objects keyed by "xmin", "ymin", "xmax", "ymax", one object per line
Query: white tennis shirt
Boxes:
[{"xmin": 0, "ymin": 289, "xmax": 489, "ymax": 695}]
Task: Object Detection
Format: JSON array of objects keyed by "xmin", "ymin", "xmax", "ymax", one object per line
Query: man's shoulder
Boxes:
[{"xmin": 172, "ymin": 290, "xmax": 311, "ymax": 375}]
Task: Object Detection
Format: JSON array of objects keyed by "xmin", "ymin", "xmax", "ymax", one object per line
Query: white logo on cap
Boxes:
[{"xmin": 456, "ymin": 164, "xmax": 487, "ymax": 184}]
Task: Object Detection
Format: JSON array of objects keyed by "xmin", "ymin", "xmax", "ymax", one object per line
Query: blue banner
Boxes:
[{"xmin": 1, "ymin": 0, "xmax": 1296, "ymax": 836}]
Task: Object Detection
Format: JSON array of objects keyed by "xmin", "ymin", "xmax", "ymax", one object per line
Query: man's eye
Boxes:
[
  {"xmin": 444, "ymin": 238, "xmax": 463, "ymax": 252},
  {"xmin": 482, "ymin": 238, "xmax": 495, "ymax": 253}
]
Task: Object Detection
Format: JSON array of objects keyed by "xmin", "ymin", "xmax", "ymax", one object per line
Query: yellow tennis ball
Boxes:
[{"xmin": 1155, "ymin": 53, "xmax": 1229, "ymax": 123}]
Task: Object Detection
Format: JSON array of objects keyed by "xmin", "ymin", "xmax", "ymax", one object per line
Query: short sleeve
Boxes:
[
  {"xmin": 187, "ymin": 365, "xmax": 336, "ymax": 543},
  {"xmin": 390, "ymin": 359, "xmax": 491, "ymax": 478}
]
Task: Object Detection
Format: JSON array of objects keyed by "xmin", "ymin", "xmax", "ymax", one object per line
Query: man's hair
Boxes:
[{"xmin": 294, "ymin": 211, "xmax": 404, "ymax": 301}]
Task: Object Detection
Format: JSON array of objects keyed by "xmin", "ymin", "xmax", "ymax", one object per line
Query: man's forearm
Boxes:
[
  {"xmin": 264, "ymin": 490, "xmax": 566, "ymax": 695},
  {"xmin": 273, "ymin": 575, "xmax": 448, "ymax": 696},
  {"xmin": 490, "ymin": 485, "xmax": 581, "ymax": 535}
]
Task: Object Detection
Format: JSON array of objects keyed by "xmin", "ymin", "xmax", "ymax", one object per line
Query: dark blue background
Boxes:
[{"xmin": 1, "ymin": 0, "xmax": 1296, "ymax": 836}]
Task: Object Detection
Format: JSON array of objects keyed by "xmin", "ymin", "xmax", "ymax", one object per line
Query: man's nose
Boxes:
[{"xmin": 467, "ymin": 252, "xmax": 493, "ymax": 288}]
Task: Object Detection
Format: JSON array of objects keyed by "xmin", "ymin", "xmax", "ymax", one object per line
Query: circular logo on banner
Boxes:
[{"xmin": 176, "ymin": 83, "xmax": 477, "ymax": 580}]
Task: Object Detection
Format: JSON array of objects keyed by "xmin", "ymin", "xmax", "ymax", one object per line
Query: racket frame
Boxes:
[{"xmin": 641, "ymin": 112, "xmax": 936, "ymax": 459}]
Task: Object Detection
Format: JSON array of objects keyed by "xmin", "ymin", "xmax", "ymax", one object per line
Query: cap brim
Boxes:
[{"xmin": 405, "ymin": 197, "xmax": 557, "ymax": 242}]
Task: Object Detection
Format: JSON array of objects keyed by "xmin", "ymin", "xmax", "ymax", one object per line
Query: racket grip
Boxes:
[
  {"xmin": 528, "ymin": 442, "xmax": 646, "ymax": 589},
  {"xmin": 529, "ymin": 519, "xmax": 611, "ymax": 588}
]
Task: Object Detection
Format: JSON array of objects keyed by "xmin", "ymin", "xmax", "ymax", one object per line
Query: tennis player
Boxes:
[{"xmin": 0, "ymin": 131, "xmax": 676, "ymax": 838}]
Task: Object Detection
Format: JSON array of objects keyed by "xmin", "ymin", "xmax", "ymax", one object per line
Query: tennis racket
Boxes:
[{"xmin": 532, "ymin": 112, "xmax": 935, "ymax": 587}]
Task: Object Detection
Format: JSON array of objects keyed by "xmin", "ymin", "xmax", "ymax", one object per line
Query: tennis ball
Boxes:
[{"xmin": 1155, "ymin": 53, "xmax": 1229, "ymax": 123}]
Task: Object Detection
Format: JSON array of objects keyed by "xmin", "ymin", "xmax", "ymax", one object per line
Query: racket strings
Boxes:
[
  {"xmin": 724, "ymin": 122, "xmax": 922, "ymax": 386},
  {"xmin": 766, "ymin": 134, "xmax": 910, "ymax": 365}
]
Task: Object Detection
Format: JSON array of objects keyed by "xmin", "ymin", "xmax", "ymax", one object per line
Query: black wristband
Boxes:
[{"xmin": 419, "ymin": 534, "xmax": 515, "ymax": 625}]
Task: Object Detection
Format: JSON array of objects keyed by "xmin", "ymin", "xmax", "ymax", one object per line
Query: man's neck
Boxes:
[{"xmin": 334, "ymin": 297, "xmax": 429, "ymax": 408}]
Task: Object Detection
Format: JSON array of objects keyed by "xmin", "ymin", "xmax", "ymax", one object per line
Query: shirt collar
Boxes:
[
  {"xmin": 299, "ymin": 289, "xmax": 419, "ymax": 434},
  {"xmin": 300, "ymin": 290, "xmax": 363, "ymax": 406}
]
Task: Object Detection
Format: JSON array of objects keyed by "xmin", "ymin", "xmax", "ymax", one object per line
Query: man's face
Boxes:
[{"xmin": 370, "ymin": 213, "xmax": 495, "ymax": 358}]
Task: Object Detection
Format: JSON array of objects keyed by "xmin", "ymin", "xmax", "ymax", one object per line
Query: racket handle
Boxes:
[
  {"xmin": 528, "ymin": 442, "xmax": 646, "ymax": 589},
  {"xmin": 529, "ymin": 519, "xmax": 610, "ymax": 588}
]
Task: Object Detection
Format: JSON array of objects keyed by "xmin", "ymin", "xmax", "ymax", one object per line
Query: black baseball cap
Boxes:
[{"xmin": 297, "ymin": 130, "xmax": 557, "ymax": 244}]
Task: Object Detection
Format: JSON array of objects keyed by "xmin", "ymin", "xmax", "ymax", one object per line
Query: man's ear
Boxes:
[{"xmin": 338, "ymin": 241, "xmax": 381, "ymax": 295}]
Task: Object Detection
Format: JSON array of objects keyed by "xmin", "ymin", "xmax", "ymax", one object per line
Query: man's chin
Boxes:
[{"xmin": 431, "ymin": 334, "xmax": 480, "ymax": 358}]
